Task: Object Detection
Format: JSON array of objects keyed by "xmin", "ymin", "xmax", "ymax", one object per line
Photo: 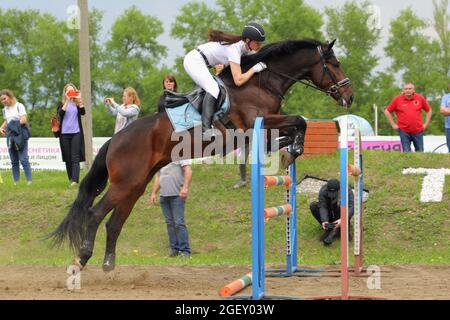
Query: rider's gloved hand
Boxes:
[{"xmin": 252, "ymin": 62, "xmax": 267, "ymax": 73}]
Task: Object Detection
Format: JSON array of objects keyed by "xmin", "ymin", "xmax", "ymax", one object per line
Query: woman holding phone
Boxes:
[{"xmin": 57, "ymin": 83, "xmax": 85, "ymax": 186}]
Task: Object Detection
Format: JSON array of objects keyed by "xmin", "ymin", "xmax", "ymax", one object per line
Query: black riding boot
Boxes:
[{"xmin": 201, "ymin": 93, "xmax": 218, "ymax": 140}]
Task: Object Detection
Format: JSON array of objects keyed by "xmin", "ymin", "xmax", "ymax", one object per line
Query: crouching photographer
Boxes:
[{"xmin": 309, "ymin": 179, "xmax": 354, "ymax": 246}]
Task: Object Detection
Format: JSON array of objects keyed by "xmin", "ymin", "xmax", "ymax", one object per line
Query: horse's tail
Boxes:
[{"xmin": 48, "ymin": 139, "xmax": 111, "ymax": 251}]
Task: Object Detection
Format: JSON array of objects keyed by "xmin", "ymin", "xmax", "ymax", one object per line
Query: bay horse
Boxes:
[{"xmin": 50, "ymin": 39, "xmax": 353, "ymax": 272}]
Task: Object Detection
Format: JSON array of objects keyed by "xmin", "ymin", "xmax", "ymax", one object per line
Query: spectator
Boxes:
[
  {"xmin": 157, "ymin": 75, "xmax": 178, "ymax": 113},
  {"xmin": 0, "ymin": 89, "xmax": 32, "ymax": 185},
  {"xmin": 150, "ymin": 160, "xmax": 192, "ymax": 258},
  {"xmin": 183, "ymin": 22, "xmax": 266, "ymax": 139},
  {"xmin": 384, "ymin": 83, "xmax": 432, "ymax": 152},
  {"xmin": 440, "ymin": 85, "xmax": 450, "ymax": 153},
  {"xmin": 57, "ymin": 83, "xmax": 85, "ymax": 187},
  {"xmin": 105, "ymin": 87, "xmax": 140, "ymax": 134},
  {"xmin": 309, "ymin": 179, "xmax": 354, "ymax": 246}
]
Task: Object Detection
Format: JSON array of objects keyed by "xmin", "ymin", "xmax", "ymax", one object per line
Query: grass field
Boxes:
[{"xmin": 0, "ymin": 150, "xmax": 449, "ymax": 267}]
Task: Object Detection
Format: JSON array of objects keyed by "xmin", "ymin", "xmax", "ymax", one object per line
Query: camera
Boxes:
[
  {"xmin": 325, "ymin": 223, "xmax": 335, "ymax": 231},
  {"xmin": 67, "ymin": 90, "xmax": 80, "ymax": 98}
]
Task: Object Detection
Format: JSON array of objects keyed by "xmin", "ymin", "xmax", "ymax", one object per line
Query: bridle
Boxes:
[{"xmin": 265, "ymin": 45, "xmax": 351, "ymax": 99}]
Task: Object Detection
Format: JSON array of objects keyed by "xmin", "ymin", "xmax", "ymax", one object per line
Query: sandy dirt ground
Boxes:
[{"xmin": 0, "ymin": 264, "xmax": 449, "ymax": 300}]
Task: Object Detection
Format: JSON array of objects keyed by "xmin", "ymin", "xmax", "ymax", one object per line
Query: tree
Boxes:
[
  {"xmin": 0, "ymin": 9, "xmax": 39, "ymax": 103},
  {"xmin": 324, "ymin": 0, "xmax": 382, "ymax": 117},
  {"xmin": 385, "ymin": 8, "xmax": 443, "ymax": 96},
  {"xmin": 0, "ymin": 8, "xmax": 104, "ymax": 109},
  {"xmin": 102, "ymin": 6, "xmax": 167, "ymax": 114},
  {"xmin": 432, "ymin": 0, "xmax": 450, "ymax": 89}
]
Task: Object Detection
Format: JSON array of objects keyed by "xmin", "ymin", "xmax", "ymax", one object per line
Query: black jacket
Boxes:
[
  {"xmin": 317, "ymin": 184, "xmax": 354, "ymax": 223},
  {"xmin": 157, "ymin": 94, "xmax": 165, "ymax": 113}
]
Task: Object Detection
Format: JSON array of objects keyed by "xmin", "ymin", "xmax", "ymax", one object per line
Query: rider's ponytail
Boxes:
[{"xmin": 208, "ymin": 29, "xmax": 241, "ymax": 45}]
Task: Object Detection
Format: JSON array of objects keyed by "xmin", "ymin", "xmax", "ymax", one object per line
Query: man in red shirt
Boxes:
[{"xmin": 384, "ymin": 83, "xmax": 432, "ymax": 152}]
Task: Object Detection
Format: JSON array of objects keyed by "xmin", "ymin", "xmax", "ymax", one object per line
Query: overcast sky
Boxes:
[{"xmin": 1, "ymin": 0, "xmax": 444, "ymax": 74}]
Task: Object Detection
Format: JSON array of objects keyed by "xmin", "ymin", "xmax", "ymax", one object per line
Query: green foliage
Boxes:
[
  {"xmin": 432, "ymin": 0, "xmax": 450, "ymax": 80},
  {"xmin": 92, "ymin": 105, "xmax": 115, "ymax": 137},
  {"xmin": 325, "ymin": 0, "xmax": 381, "ymax": 119},
  {"xmin": 101, "ymin": 6, "xmax": 167, "ymax": 114},
  {"xmin": 386, "ymin": 8, "xmax": 444, "ymax": 95},
  {"xmin": 267, "ymin": 0, "xmax": 324, "ymax": 41},
  {"xmin": 0, "ymin": 8, "xmax": 104, "ymax": 109},
  {"xmin": 171, "ymin": 2, "xmax": 220, "ymax": 52}
]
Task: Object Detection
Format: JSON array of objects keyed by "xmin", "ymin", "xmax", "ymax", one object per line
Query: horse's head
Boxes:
[{"xmin": 309, "ymin": 40, "xmax": 353, "ymax": 107}]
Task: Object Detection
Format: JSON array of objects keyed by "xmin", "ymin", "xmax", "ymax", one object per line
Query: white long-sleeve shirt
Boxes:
[{"xmin": 106, "ymin": 102, "xmax": 140, "ymax": 134}]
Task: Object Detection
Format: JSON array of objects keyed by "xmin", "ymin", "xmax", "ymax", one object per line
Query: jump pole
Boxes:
[
  {"xmin": 340, "ymin": 116, "xmax": 350, "ymax": 300},
  {"xmin": 251, "ymin": 117, "xmax": 302, "ymax": 299},
  {"xmin": 223, "ymin": 117, "xmax": 318, "ymax": 299},
  {"xmin": 339, "ymin": 117, "xmax": 364, "ymax": 299}
]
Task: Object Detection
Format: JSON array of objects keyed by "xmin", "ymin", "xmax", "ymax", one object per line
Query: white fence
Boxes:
[{"xmin": 0, "ymin": 137, "xmax": 110, "ymax": 170}]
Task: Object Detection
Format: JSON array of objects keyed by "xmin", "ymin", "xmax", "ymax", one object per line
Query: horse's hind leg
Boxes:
[
  {"xmin": 263, "ymin": 114, "xmax": 307, "ymax": 168},
  {"xmin": 102, "ymin": 197, "xmax": 138, "ymax": 272},
  {"xmin": 77, "ymin": 190, "xmax": 115, "ymax": 268}
]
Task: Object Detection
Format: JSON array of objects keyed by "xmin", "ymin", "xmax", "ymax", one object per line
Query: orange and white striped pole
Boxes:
[{"xmin": 219, "ymin": 273, "xmax": 252, "ymax": 297}]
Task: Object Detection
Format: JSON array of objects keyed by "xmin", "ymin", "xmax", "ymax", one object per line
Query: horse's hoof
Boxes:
[
  {"xmin": 280, "ymin": 150, "xmax": 295, "ymax": 169},
  {"xmin": 102, "ymin": 263, "xmax": 115, "ymax": 273},
  {"xmin": 233, "ymin": 180, "xmax": 247, "ymax": 189}
]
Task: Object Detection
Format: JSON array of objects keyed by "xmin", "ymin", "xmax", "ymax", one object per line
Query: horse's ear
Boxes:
[{"xmin": 328, "ymin": 39, "xmax": 337, "ymax": 50}]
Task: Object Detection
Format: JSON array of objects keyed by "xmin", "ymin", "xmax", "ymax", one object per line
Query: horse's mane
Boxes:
[{"xmin": 220, "ymin": 39, "xmax": 323, "ymax": 78}]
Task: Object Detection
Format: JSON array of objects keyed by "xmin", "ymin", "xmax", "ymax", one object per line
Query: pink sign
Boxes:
[{"xmin": 348, "ymin": 141, "xmax": 402, "ymax": 152}]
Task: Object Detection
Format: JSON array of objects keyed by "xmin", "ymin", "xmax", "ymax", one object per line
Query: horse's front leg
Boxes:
[{"xmin": 263, "ymin": 114, "xmax": 307, "ymax": 168}]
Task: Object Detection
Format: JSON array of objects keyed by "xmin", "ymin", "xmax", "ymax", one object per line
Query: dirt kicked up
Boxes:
[{"xmin": 0, "ymin": 264, "xmax": 449, "ymax": 300}]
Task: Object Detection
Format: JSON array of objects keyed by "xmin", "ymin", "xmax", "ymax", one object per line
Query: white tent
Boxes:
[{"xmin": 333, "ymin": 114, "xmax": 375, "ymax": 136}]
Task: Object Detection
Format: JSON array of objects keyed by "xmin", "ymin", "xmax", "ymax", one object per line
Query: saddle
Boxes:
[{"xmin": 163, "ymin": 76, "xmax": 234, "ymax": 132}]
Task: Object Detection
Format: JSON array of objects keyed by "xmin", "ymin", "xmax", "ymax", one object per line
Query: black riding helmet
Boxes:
[{"xmin": 242, "ymin": 22, "xmax": 266, "ymax": 42}]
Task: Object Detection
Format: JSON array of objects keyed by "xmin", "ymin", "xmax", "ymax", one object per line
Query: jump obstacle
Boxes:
[
  {"xmin": 337, "ymin": 116, "xmax": 365, "ymax": 299},
  {"xmin": 220, "ymin": 117, "xmax": 368, "ymax": 300},
  {"xmin": 304, "ymin": 117, "xmax": 369, "ymax": 300},
  {"xmin": 221, "ymin": 117, "xmax": 320, "ymax": 299}
]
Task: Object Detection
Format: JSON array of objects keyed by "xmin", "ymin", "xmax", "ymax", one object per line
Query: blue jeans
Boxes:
[
  {"xmin": 8, "ymin": 139, "xmax": 32, "ymax": 182},
  {"xmin": 399, "ymin": 130, "xmax": 424, "ymax": 152},
  {"xmin": 160, "ymin": 196, "xmax": 190, "ymax": 253},
  {"xmin": 446, "ymin": 128, "xmax": 450, "ymax": 153}
]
